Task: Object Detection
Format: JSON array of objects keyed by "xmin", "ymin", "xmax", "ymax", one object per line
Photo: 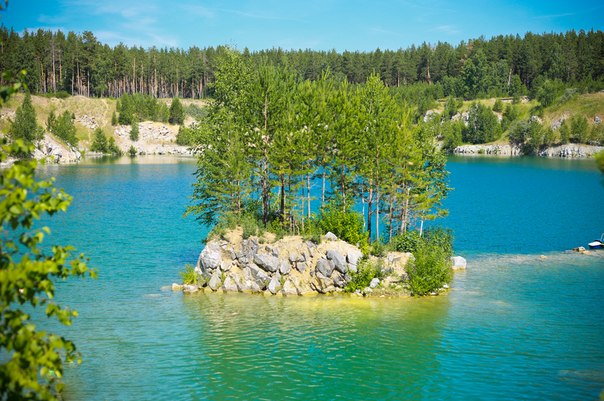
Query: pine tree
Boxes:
[
  {"xmin": 129, "ymin": 122, "xmax": 139, "ymax": 141},
  {"xmin": 169, "ymin": 97, "xmax": 184, "ymax": 125},
  {"xmin": 10, "ymin": 93, "xmax": 43, "ymax": 143}
]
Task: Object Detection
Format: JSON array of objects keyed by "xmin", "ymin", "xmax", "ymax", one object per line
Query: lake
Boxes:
[{"xmin": 36, "ymin": 155, "xmax": 604, "ymax": 400}]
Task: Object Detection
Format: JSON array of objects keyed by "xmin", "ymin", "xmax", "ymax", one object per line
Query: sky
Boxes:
[{"xmin": 1, "ymin": 0, "xmax": 603, "ymax": 51}]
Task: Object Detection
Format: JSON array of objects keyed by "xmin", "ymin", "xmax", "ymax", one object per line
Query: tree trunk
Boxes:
[
  {"xmin": 307, "ymin": 173, "xmax": 311, "ymax": 219},
  {"xmin": 321, "ymin": 170, "xmax": 326, "ymax": 207},
  {"xmin": 280, "ymin": 174, "xmax": 286, "ymax": 221},
  {"xmin": 367, "ymin": 185, "xmax": 373, "ymax": 243}
]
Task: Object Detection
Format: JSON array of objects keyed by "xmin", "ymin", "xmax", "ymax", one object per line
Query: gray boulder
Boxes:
[
  {"xmin": 246, "ymin": 264, "xmax": 270, "ymax": 289},
  {"xmin": 282, "ymin": 278, "xmax": 299, "ymax": 296},
  {"xmin": 311, "ymin": 274, "xmax": 335, "ymax": 294},
  {"xmin": 332, "ymin": 272, "xmax": 347, "ymax": 288},
  {"xmin": 369, "ymin": 277, "xmax": 380, "ymax": 289},
  {"xmin": 198, "ymin": 242, "xmax": 222, "ymax": 271},
  {"xmin": 183, "ymin": 284, "xmax": 199, "ymax": 293},
  {"xmin": 347, "ymin": 248, "xmax": 363, "ymax": 266},
  {"xmin": 268, "ymin": 276, "xmax": 282, "ymax": 295},
  {"xmin": 253, "ymin": 254, "xmax": 280, "ymax": 273},
  {"xmin": 316, "ymin": 258, "xmax": 335, "ymax": 277},
  {"xmin": 451, "ymin": 256, "xmax": 467, "ymax": 270},
  {"xmin": 326, "ymin": 250, "xmax": 347, "ymax": 273},
  {"xmin": 279, "ymin": 261, "xmax": 291, "ymax": 275},
  {"xmin": 242, "ymin": 238, "xmax": 259, "ymax": 260},
  {"xmin": 208, "ymin": 271, "xmax": 222, "ymax": 291},
  {"xmin": 222, "ymin": 275, "xmax": 239, "ymax": 292},
  {"xmin": 324, "ymin": 232, "xmax": 338, "ymax": 241},
  {"xmin": 296, "ymin": 262, "xmax": 308, "ymax": 273}
]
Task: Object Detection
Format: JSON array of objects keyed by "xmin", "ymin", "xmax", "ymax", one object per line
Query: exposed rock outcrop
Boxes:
[
  {"xmin": 454, "ymin": 143, "xmax": 603, "ymax": 158},
  {"xmin": 453, "ymin": 144, "xmax": 522, "ymax": 156},
  {"xmin": 188, "ymin": 229, "xmax": 414, "ymax": 296}
]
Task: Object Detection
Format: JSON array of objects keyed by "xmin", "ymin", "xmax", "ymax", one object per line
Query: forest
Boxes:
[
  {"xmin": 186, "ymin": 49, "xmax": 449, "ymax": 247},
  {"xmin": 1, "ymin": 27, "xmax": 603, "ymax": 102}
]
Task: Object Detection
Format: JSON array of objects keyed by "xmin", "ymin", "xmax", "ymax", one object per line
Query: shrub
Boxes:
[
  {"xmin": 176, "ymin": 125, "xmax": 200, "ymax": 146},
  {"xmin": 128, "ymin": 145, "xmax": 137, "ymax": 157},
  {"xmin": 318, "ymin": 200, "xmax": 368, "ymax": 249},
  {"xmin": 48, "ymin": 110, "xmax": 78, "ymax": 146},
  {"xmin": 407, "ymin": 240, "xmax": 452, "ymax": 296},
  {"xmin": 591, "ymin": 124, "xmax": 604, "ymax": 146},
  {"xmin": 180, "ymin": 264, "xmax": 198, "ymax": 285},
  {"xmin": 390, "ymin": 230, "xmax": 422, "ymax": 253},
  {"xmin": 424, "ymin": 227, "xmax": 454, "ymax": 257},
  {"xmin": 441, "ymin": 121, "xmax": 463, "ymax": 153},
  {"xmin": 595, "ymin": 150, "xmax": 604, "ymax": 174},
  {"xmin": 169, "ymin": 98, "xmax": 185, "ymax": 125},
  {"xmin": 559, "ymin": 120, "xmax": 570, "ymax": 144},
  {"xmin": 10, "ymin": 92, "xmax": 43, "ymax": 143},
  {"xmin": 502, "ymin": 104, "xmax": 519, "ymax": 132},
  {"xmin": 463, "ymin": 102, "xmax": 502, "ymax": 144},
  {"xmin": 492, "ymin": 98, "xmax": 503, "ymax": 112},
  {"xmin": 90, "ymin": 128, "xmax": 122, "ymax": 155},
  {"xmin": 570, "ymin": 115, "xmax": 590, "ymax": 144},
  {"xmin": 111, "ymin": 111, "xmax": 117, "ymax": 126},
  {"xmin": 344, "ymin": 258, "xmax": 384, "ymax": 293},
  {"xmin": 130, "ymin": 122, "xmax": 139, "ymax": 141}
]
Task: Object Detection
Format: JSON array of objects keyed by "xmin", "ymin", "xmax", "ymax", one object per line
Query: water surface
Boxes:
[{"xmin": 35, "ymin": 155, "xmax": 604, "ymax": 400}]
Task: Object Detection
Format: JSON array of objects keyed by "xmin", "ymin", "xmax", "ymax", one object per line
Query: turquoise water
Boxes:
[{"xmin": 35, "ymin": 156, "xmax": 604, "ymax": 401}]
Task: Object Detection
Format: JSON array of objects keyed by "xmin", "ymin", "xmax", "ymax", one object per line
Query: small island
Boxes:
[{"xmin": 175, "ymin": 228, "xmax": 466, "ymax": 297}]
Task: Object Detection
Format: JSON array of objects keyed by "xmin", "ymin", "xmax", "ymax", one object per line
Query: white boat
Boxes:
[{"xmin": 588, "ymin": 233, "xmax": 604, "ymax": 249}]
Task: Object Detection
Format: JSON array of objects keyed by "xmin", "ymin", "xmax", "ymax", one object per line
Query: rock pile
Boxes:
[{"xmin": 183, "ymin": 230, "xmax": 412, "ymax": 296}]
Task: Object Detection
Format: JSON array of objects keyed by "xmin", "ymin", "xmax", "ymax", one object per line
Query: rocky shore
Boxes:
[
  {"xmin": 453, "ymin": 143, "xmax": 603, "ymax": 158},
  {"xmin": 174, "ymin": 229, "xmax": 467, "ymax": 297}
]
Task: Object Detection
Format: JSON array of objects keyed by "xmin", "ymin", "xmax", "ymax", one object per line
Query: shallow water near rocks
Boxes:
[{"xmin": 35, "ymin": 155, "xmax": 604, "ymax": 400}]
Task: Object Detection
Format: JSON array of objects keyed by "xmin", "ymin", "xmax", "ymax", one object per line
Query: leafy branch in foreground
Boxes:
[{"xmin": 0, "ymin": 140, "xmax": 97, "ymax": 400}]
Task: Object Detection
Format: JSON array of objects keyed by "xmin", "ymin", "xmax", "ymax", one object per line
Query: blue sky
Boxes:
[{"xmin": 1, "ymin": 0, "xmax": 603, "ymax": 51}]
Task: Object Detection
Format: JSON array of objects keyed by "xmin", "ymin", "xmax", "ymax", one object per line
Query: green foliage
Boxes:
[
  {"xmin": 129, "ymin": 122, "xmax": 139, "ymax": 142},
  {"xmin": 536, "ymin": 79, "xmax": 565, "ymax": 107},
  {"xmin": 318, "ymin": 201, "xmax": 368, "ymax": 248},
  {"xmin": 591, "ymin": 124, "xmax": 604, "ymax": 146},
  {"xmin": 128, "ymin": 145, "xmax": 137, "ymax": 158},
  {"xmin": 441, "ymin": 120, "xmax": 463, "ymax": 152},
  {"xmin": 595, "ymin": 151, "xmax": 604, "ymax": 174},
  {"xmin": 502, "ymin": 104, "xmax": 520, "ymax": 132},
  {"xmin": 492, "ymin": 98, "xmax": 503, "ymax": 112},
  {"xmin": 442, "ymin": 96, "xmax": 461, "ymax": 120},
  {"xmin": 569, "ymin": 115, "xmax": 590, "ymax": 144},
  {"xmin": 407, "ymin": 236, "xmax": 452, "ymax": 296},
  {"xmin": 117, "ymin": 94, "xmax": 168, "ymax": 124},
  {"xmin": 185, "ymin": 104, "xmax": 207, "ymax": 119},
  {"xmin": 559, "ymin": 120, "xmax": 570, "ymax": 144},
  {"xmin": 111, "ymin": 111, "xmax": 117, "ymax": 126},
  {"xmin": 0, "ymin": 140, "xmax": 96, "ymax": 400},
  {"xmin": 424, "ymin": 227, "xmax": 454, "ymax": 257},
  {"xmin": 47, "ymin": 110, "xmax": 78, "ymax": 146},
  {"xmin": 179, "ymin": 264, "xmax": 198, "ymax": 285},
  {"xmin": 508, "ymin": 120, "xmax": 545, "ymax": 154},
  {"xmin": 10, "ymin": 93, "xmax": 43, "ymax": 143},
  {"xmin": 463, "ymin": 102, "xmax": 502, "ymax": 143},
  {"xmin": 90, "ymin": 128, "xmax": 121, "ymax": 155},
  {"xmin": 41, "ymin": 91, "xmax": 70, "ymax": 100},
  {"xmin": 389, "ymin": 230, "xmax": 422, "ymax": 253},
  {"xmin": 169, "ymin": 98, "xmax": 184, "ymax": 125},
  {"xmin": 344, "ymin": 258, "xmax": 384, "ymax": 293},
  {"xmin": 176, "ymin": 125, "xmax": 200, "ymax": 146}
]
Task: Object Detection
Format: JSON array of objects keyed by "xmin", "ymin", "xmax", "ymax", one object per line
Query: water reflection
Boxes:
[{"xmin": 181, "ymin": 292, "xmax": 450, "ymax": 400}]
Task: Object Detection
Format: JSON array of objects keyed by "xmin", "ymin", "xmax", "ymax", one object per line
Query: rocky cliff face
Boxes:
[
  {"xmin": 453, "ymin": 143, "xmax": 603, "ymax": 158},
  {"xmin": 182, "ymin": 229, "xmax": 412, "ymax": 296}
]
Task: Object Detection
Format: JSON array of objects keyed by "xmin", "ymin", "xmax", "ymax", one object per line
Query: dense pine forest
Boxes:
[{"xmin": 1, "ymin": 27, "xmax": 603, "ymax": 100}]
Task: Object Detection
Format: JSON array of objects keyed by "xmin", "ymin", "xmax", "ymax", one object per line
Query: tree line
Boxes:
[
  {"xmin": 186, "ymin": 49, "xmax": 449, "ymax": 244},
  {"xmin": 1, "ymin": 27, "xmax": 602, "ymax": 100}
]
